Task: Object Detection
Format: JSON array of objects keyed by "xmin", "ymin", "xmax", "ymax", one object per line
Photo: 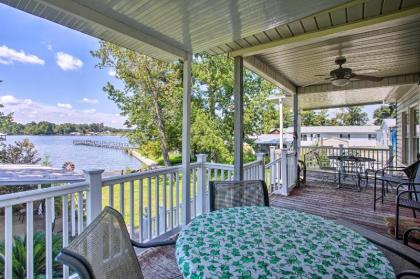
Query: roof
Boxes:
[
  {"xmin": 284, "ymin": 125, "xmax": 380, "ymax": 133},
  {"xmin": 0, "ymin": 164, "xmax": 84, "ymax": 185}
]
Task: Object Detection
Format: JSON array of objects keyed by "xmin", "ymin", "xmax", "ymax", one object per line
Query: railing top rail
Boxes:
[
  {"xmin": 101, "ymin": 165, "xmax": 183, "ymax": 185},
  {"xmin": 244, "ymin": 159, "xmax": 263, "ymax": 168},
  {"xmin": 204, "ymin": 162, "xmax": 234, "ymax": 170},
  {"xmin": 0, "ymin": 181, "xmax": 89, "ymax": 208},
  {"xmin": 301, "ymin": 146, "xmax": 389, "ymax": 151},
  {"xmin": 0, "ymin": 178, "xmax": 85, "ymax": 186}
]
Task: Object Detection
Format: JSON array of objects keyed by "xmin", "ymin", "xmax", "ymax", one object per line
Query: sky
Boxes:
[{"xmin": 0, "ymin": 4, "xmax": 380, "ymax": 128}]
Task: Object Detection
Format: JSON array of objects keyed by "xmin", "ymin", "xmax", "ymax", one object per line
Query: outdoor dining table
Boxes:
[
  {"xmin": 176, "ymin": 206, "xmax": 394, "ymax": 278},
  {"xmin": 328, "ymin": 155, "xmax": 375, "ymax": 191}
]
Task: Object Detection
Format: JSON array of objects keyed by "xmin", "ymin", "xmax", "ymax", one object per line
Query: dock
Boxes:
[{"xmin": 73, "ymin": 139, "xmax": 137, "ymax": 150}]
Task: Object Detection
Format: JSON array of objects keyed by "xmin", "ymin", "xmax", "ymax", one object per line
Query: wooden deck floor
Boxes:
[{"xmin": 138, "ymin": 181, "xmax": 417, "ymax": 278}]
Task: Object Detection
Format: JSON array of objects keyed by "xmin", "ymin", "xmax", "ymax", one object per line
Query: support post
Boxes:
[
  {"xmin": 388, "ymin": 145, "xmax": 394, "ymax": 167},
  {"xmin": 280, "ymin": 148, "xmax": 289, "ymax": 196},
  {"xmin": 256, "ymin": 153, "xmax": 265, "ymax": 181},
  {"xmin": 196, "ymin": 154, "xmax": 208, "ymax": 215},
  {"xmin": 182, "ymin": 54, "xmax": 192, "ymax": 225},
  {"xmin": 234, "ymin": 56, "xmax": 244, "ymax": 181},
  {"xmin": 269, "ymin": 146, "xmax": 276, "ymax": 190},
  {"xmin": 292, "ymin": 93, "xmax": 300, "ymax": 185},
  {"xmin": 84, "ymin": 169, "xmax": 104, "ymax": 223},
  {"xmin": 279, "ymin": 98, "xmax": 284, "ymax": 149}
]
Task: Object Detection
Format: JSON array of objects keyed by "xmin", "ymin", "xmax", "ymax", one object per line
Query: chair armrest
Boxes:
[
  {"xmin": 397, "ymin": 189, "xmax": 420, "ymax": 203},
  {"xmin": 397, "ymin": 270, "xmax": 420, "ymax": 278},
  {"xmin": 397, "ymin": 182, "xmax": 420, "ymax": 193},
  {"xmin": 403, "ymin": 227, "xmax": 420, "ymax": 247},
  {"xmin": 131, "ymin": 238, "xmax": 176, "ymax": 249}
]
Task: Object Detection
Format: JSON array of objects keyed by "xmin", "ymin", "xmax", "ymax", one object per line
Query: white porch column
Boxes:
[
  {"xmin": 181, "ymin": 53, "xmax": 192, "ymax": 226},
  {"xmin": 292, "ymin": 93, "xmax": 300, "ymax": 185},
  {"xmin": 84, "ymin": 169, "xmax": 104, "ymax": 223},
  {"xmin": 234, "ymin": 56, "xmax": 244, "ymax": 180},
  {"xmin": 196, "ymin": 154, "xmax": 208, "ymax": 215}
]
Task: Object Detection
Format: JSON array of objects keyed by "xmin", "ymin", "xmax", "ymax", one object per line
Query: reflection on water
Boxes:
[{"xmin": 5, "ymin": 135, "xmax": 142, "ymax": 172}]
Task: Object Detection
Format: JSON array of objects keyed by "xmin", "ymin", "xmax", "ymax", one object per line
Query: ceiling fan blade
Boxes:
[
  {"xmin": 351, "ymin": 74, "xmax": 383, "ymax": 82},
  {"xmin": 302, "ymin": 78, "xmax": 331, "ymax": 87},
  {"xmin": 314, "ymin": 74, "xmax": 328, "ymax": 77}
]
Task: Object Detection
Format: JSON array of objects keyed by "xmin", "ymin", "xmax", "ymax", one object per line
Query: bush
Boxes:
[{"xmin": 0, "ymin": 231, "xmax": 62, "ymax": 278}]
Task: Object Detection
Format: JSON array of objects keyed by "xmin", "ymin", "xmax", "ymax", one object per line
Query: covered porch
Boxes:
[{"xmin": 0, "ymin": 0, "xmax": 420, "ymax": 278}]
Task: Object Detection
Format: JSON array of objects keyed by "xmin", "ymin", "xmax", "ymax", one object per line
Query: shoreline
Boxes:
[{"xmin": 126, "ymin": 149, "xmax": 158, "ymax": 167}]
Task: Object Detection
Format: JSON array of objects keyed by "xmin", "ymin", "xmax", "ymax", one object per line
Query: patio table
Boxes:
[{"xmin": 176, "ymin": 206, "xmax": 394, "ymax": 279}]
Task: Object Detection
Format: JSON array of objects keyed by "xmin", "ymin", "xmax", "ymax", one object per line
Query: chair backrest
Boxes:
[
  {"xmin": 209, "ymin": 180, "xmax": 269, "ymax": 211},
  {"xmin": 56, "ymin": 207, "xmax": 143, "ymax": 279},
  {"xmin": 336, "ymin": 220, "xmax": 420, "ymax": 278}
]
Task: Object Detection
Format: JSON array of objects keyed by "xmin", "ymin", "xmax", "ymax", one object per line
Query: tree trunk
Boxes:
[{"xmin": 144, "ymin": 68, "xmax": 171, "ymax": 166}]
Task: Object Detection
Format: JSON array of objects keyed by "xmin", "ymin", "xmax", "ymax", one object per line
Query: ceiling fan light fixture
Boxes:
[{"xmin": 332, "ymin": 78, "xmax": 350, "ymax": 87}]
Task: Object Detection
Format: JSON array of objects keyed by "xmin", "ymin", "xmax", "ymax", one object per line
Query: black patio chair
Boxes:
[
  {"xmin": 396, "ymin": 180, "xmax": 420, "ymax": 239},
  {"xmin": 373, "ymin": 160, "xmax": 420, "ymax": 210},
  {"xmin": 209, "ymin": 180, "xmax": 269, "ymax": 211},
  {"xmin": 56, "ymin": 206, "xmax": 178, "ymax": 279},
  {"xmin": 337, "ymin": 219, "xmax": 420, "ymax": 278}
]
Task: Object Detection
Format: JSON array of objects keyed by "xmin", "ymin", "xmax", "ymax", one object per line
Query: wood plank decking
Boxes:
[{"xmin": 137, "ymin": 181, "xmax": 417, "ymax": 278}]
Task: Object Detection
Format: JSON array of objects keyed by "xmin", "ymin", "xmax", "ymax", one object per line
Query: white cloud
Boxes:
[
  {"xmin": 0, "ymin": 95, "xmax": 126, "ymax": 128},
  {"xmin": 81, "ymin": 97, "xmax": 98, "ymax": 104},
  {"xmin": 108, "ymin": 69, "xmax": 116, "ymax": 77},
  {"xmin": 47, "ymin": 44, "xmax": 53, "ymax": 51},
  {"xmin": 0, "ymin": 95, "xmax": 32, "ymax": 105},
  {"xmin": 57, "ymin": 103, "xmax": 72, "ymax": 109},
  {"xmin": 56, "ymin": 52, "xmax": 83, "ymax": 71},
  {"xmin": 0, "ymin": 45, "xmax": 45, "ymax": 65}
]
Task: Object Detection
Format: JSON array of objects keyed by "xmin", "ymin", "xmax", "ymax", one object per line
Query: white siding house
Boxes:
[{"xmin": 376, "ymin": 119, "xmax": 396, "ymax": 147}]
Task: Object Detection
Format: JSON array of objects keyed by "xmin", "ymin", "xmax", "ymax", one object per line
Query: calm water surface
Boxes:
[{"xmin": 5, "ymin": 135, "xmax": 142, "ymax": 171}]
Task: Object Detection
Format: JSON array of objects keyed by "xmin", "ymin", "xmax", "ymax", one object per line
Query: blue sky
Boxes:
[{"xmin": 0, "ymin": 4, "xmax": 379, "ymax": 128}]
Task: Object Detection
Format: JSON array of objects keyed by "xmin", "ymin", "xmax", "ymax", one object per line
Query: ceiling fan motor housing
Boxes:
[{"xmin": 330, "ymin": 67, "xmax": 352, "ymax": 79}]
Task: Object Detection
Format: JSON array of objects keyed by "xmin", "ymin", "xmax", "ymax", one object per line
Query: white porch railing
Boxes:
[
  {"xmin": 265, "ymin": 147, "xmax": 298, "ymax": 195},
  {"xmin": 0, "ymin": 154, "xmax": 267, "ymax": 278}
]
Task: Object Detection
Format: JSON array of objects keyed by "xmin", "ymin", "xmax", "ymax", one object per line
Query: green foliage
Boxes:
[
  {"xmin": 0, "ymin": 231, "xmax": 62, "ymax": 279},
  {"xmin": 335, "ymin": 106, "xmax": 368, "ymax": 125},
  {"xmin": 0, "ymin": 104, "xmax": 14, "ymax": 134},
  {"xmin": 373, "ymin": 104, "xmax": 396, "ymax": 125},
  {"xmin": 301, "ymin": 110, "xmax": 331, "ymax": 126},
  {"xmin": 156, "ymin": 154, "xmax": 183, "ymax": 166},
  {"xmin": 0, "ymin": 139, "xmax": 41, "ymax": 164}
]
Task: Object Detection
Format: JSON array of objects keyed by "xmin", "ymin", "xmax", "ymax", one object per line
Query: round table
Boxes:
[{"xmin": 176, "ymin": 206, "xmax": 394, "ymax": 279}]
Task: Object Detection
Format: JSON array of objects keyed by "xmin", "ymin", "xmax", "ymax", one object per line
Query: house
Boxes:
[
  {"xmin": 255, "ymin": 125, "xmax": 380, "ymax": 152},
  {"xmin": 376, "ymin": 118, "xmax": 397, "ymax": 148}
]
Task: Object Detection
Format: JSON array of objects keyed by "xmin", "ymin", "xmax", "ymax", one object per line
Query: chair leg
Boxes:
[
  {"xmin": 381, "ymin": 180, "xmax": 385, "ymax": 204},
  {"xmin": 413, "ymin": 209, "xmax": 417, "ymax": 219},
  {"xmin": 374, "ymin": 177, "xmax": 377, "ymax": 210}
]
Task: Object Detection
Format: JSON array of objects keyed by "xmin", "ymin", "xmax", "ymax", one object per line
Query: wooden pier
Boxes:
[{"xmin": 73, "ymin": 139, "xmax": 136, "ymax": 150}]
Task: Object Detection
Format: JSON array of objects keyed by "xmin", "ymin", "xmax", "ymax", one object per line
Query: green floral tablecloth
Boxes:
[{"xmin": 176, "ymin": 206, "xmax": 394, "ymax": 279}]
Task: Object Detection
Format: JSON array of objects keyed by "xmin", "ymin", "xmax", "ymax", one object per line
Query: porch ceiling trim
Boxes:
[
  {"xmin": 229, "ymin": 5, "xmax": 420, "ymax": 58},
  {"xmin": 244, "ymin": 56, "xmax": 296, "ymax": 95},
  {"xmin": 38, "ymin": 0, "xmax": 189, "ymax": 60},
  {"xmin": 297, "ymin": 73, "xmax": 419, "ymax": 94}
]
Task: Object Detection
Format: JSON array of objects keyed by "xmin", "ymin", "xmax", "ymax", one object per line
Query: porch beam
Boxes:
[
  {"xmin": 181, "ymin": 54, "xmax": 192, "ymax": 225},
  {"xmin": 297, "ymin": 74, "xmax": 419, "ymax": 94},
  {"xmin": 230, "ymin": 6, "xmax": 420, "ymax": 57},
  {"xmin": 244, "ymin": 56, "xmax": 296, "ymax": 95},
  {"xmin": 234, "ymin": 56, "xmax": 244, "ymax": 181},
  {"xmin": 38, "ymin": 0, "xmax": 188, "ymax": 60},
  {"xmin": 292, "ymin": 94, "xmax": 300, "ymax": 186}
]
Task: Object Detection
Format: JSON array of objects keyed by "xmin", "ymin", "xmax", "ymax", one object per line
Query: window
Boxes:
[
  {"xmin": 410, "ymin": 107, "xmax": 419, "ymax": 161},
  {"xmin": 317, "ymin": 134, "xmax": 320, "ymax": 138},
  {"xmin": 402, "ymin": 111, "xmax": 408, "ymax": 164},
  {"xmin": 368, "ymin": 134, "xmax": 372, "ymax": 140},
  {"xmin": 348, "ymin": 134, "xmax": 351, "ymax": 139},
  {"xmin": 310, "ymin": 134, "xmax": 313, "ymax": 141},
  {"xmin": 340, "ymin": 134, "xmax": 343, "ymax": 139}
]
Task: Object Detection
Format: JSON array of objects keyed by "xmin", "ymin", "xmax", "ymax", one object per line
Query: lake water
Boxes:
[{"xmin": 4, "ymin": 135, "xmax": 142, "ymax": 172}]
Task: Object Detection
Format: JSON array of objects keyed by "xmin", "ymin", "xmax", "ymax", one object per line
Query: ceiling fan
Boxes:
[{"xmin": 305, "ymin": 56, "xmax": 383, "ymax": 87}]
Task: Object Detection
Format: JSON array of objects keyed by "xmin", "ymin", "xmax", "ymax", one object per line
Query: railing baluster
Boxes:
[
  {"xmin": 62, "ymin": 195, "xmax": 69, "ymax": 279},
  {"xmin": 119, "ymin": 182, "xmax": 125, "ymax": 216},
  {"xmin": 192, "ymin": 168, "xmax": 196, "ymax": 217},
  {"xmin": 26, "ymin": 202, "xmax": 34, "ymax": 279},
  {"xmin": 46, "ymin": 198, "xmax": 53, "ymax": 279},
  {"xmin": 169, "ymin": 173, "xmax": 174, "ymax": 230},
  {"xmin": 71, "ymin": 193, "xmax": 76, "ymax": 237},
  {"xmin": 147, "ymin": 176, "xmax": 152, "ymax": 240},
  {"xmin": 155, "ymin": 175, "xmax": 160, "ymax": 237},
  {"xmin": 176, "ymin": 172, "xmax": 180, "ymax": 227},
  {"xmin": 5, "ymin": 206, "xmax": 13, "ymax": 279},
  {"xmin": 221, "ymin": 169, "xmax": 225, "ymax": 181},
  {"xmin": 109, "ymin": 184, "xmax": 114, "ymax": 208},
  {"xmin": 77, "ymin": 191, "xmax": 83, "ymax": 234},
  {"xmin": 129, "ymin": 180, "xmax": 135, "ymax": 237},
  {"xmin": 163, "ymin": 174, "xmax": 167, "ymax": 232},
  {"xmin": 139, "ymin": 178, "xmax": 144, "ymax": 242}
]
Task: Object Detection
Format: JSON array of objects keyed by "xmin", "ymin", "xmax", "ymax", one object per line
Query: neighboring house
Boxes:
[
  {"xmin": 254, "ymin": 125, "xmax": 380, "ymax": 153},
  {"xmin": 376, "ymin": 118, "xmax": 396, "ymax": 148}
]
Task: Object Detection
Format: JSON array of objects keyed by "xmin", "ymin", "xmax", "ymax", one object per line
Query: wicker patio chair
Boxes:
[
  {"xmin": 209, "ymin": 180, "xmax": 269, "ymax": 211},
  {"xmin": 337, "ymin": 219, "xmax": 420, "ymax": 278},
  {"xmin": 56, "ymin": 206, "xmax": 178, "ymax": 279}
]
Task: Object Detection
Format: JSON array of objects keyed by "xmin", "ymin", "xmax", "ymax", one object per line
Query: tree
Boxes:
[
  {"xmin": 301, "ymin": 109, "xmax": 331, "ymax": 126},
  {"xmin": 0, "ymin": 104, "xmax": 13, "ymax": 133},
  {"xmin": 91, "ymin": 41, "xmax": 183, "ymax": 166},
  {"xmin": 0, "ymin": 139, "xmax": 41, "ymax": 164},
  {"xmin": 373, "ymin": 104, "xmax": 396, "ymax": 125},
  {"xmin": 335, "ymin": 106, "xmax": 368, "ymax": 126}
]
